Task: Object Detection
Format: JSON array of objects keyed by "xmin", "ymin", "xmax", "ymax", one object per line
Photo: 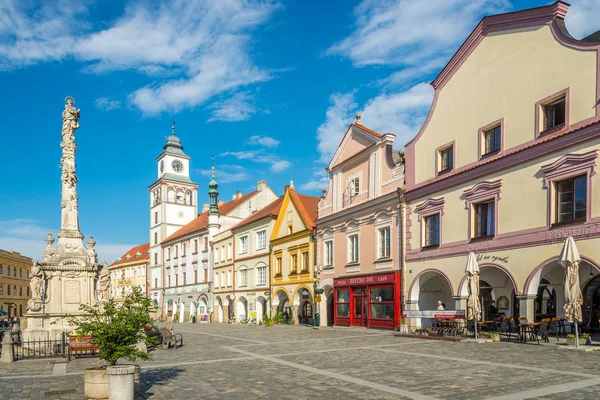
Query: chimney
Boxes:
[
  {"xmin": 202, "ymin": 204, "xmax": 209, "ymax": 213},
  {"xmin": 217, "ymin": 199, "xmax": 224, "ymax": 206},
  {"xmin": 235, "ymin": 190, "xmax": 243, "ymax": 200},
  {"xmin": 257, "ymin": 180, "xmax": 267, "ymax": 191},
  {"xmin": 289, "ymin": 180, "xmax": 295, "ymax": 190}
]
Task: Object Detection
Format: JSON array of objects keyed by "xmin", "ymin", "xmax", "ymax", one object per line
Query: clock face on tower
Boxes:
[
  {"xmin": 172, "ymin": 160, "xmax": 184, "ymax": 173},
  {"xmin": 160, "ymin": 160, "xmax": 164, "ymax": 173}
]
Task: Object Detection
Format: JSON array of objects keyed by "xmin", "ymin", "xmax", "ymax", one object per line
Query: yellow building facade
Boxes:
[
  {"xmin": 270, "ymin": 185, "xmax": 320, "ymax": 324},
  {"xmin": 0, "ymin": 249, "xmax": 32, "ymax": 319},
  {"xmin": 403, "ymin": 2, "xmax": 600, "ymax": 326}
]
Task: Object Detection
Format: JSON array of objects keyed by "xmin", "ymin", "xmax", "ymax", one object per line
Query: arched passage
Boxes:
[
  {"xmin": 236, "ymin": 296, "xmax": 248, "ymax": 321},
  {"xmin": 293, "ymin": 286, "xmax": 313, "ymax": 325},
  {"xmin": 408, "ymin": 269, "xmax": 454, "ymax": 327},
  {"xmin": 459, "ymin": 263, "xmax": 519, "ymax": 319},
  {"xmin": 215, "ymin": 296, "xmax": 224, "ymax": 323}
]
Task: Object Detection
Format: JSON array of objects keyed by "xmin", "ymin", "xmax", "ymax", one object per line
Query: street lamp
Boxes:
[{"xmin": 314, "ymin": 265, "xmax": 324, "ymax": 328}]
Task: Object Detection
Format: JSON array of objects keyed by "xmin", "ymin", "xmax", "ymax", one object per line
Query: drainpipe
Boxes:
[{"xmin": 396, "ymin": 187, "xmax": 407, "ymax": 324}]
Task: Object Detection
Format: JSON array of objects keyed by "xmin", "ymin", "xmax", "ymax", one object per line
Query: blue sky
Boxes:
[{"xmin": 1, "ymin": 0, "xmax": 599, "ymax": 263}]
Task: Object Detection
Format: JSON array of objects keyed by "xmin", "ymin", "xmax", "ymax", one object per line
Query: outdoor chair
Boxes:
[
  {"xmin": 537, "ymin": 319, "xmax": 550, "ymax": 343},
  {"xmin": 508, "ymin": 319, "xmax": 520, "ymax": 342},
  {"xmin": 548, "ymin": 318, "xmax": 560, "ymax": 341}
]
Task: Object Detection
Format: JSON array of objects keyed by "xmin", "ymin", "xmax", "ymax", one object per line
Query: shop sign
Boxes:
[
  {"xmin": 476, "ymin": 254, "xmax": 509, "ymax": 264},
  {"xmin": 403, "ymin": 310, "xmax": 465, "ymax": 319},
  {"xmin": 334, "ymin": 272, "xmax": 395, "ymax": 287}
]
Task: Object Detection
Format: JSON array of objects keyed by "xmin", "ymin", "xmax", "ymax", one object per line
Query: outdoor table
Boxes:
[{"xmin": 519, "ymin": 323, "xmax": 541, "ymax": 343}]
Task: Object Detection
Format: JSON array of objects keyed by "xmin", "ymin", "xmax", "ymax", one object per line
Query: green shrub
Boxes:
[{"xmin": 65, "ymin": 287, "xmax": 159, "ymax": 366}]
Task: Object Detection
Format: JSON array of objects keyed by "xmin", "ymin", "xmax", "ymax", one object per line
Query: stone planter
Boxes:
[
  {"xmin": 491, "ymin": 333, "xmax": 501, "ymax": 342},
  {"xmin": 566, "ymin": 337, "xmax": 590, "ymax": 346},
  {"xmin": 108, "ymin": 365, "xmax": 136, "ymax": 400},
  {"xmin": 84, "ymin": 365, "xmax": 140, "ymax": 400}
]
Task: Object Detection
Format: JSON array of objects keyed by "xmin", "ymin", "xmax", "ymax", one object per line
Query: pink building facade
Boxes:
[{"xmin": 316, "ymin": 117, "xmax": 405, "ymax": 329}]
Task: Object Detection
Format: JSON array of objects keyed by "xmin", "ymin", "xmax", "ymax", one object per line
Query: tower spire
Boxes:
[
  {"xmin": 171, "ymin": 119, "xmax": 176, "ymax": 136},
  {"xmin": 208, "ymin": 155, "xmax": 219, "ymax": 215}
]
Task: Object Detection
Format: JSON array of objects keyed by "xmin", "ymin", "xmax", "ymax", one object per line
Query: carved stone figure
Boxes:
[
  {"xmin": 61, "ymin": 163, "xmax": 78, "ymax": 187},
  {"xmin": 99, "ymin": 261, "xmax": 111, "ymax": 300},
  {"xmin": 29, "ymin": 261, "xmax": 45, "ymax": 301},
  {"xmin": 61, "ymin": 97, "xmax": 80, "ymax": 141}
]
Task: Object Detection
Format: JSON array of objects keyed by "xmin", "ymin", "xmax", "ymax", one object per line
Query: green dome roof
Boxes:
[{"xmin": 163, "ymin": 133, "xmax": 185, "ymax": 155}]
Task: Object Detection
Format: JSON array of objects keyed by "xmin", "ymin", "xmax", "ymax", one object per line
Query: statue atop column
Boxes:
[
  {"xmin": 61, "ymin": 97, "xmax": 80, "ymax": 141},
  {"xmin": 99, "ymin": 261, "xmax": 111, "ymax": 301}
]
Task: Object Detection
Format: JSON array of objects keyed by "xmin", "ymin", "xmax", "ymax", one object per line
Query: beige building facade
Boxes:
[
  {"xmin": 109, "ymin": 243, "xmax": 150, "ymax": 303},
  {"xmin": 213, "ymin": 229, "xmax": 235, "ymax": 323},
  {"xmin": 403, "ymin": 2, "xmax": 600, "ymax": 327},
  {"xmin": 0, "ymin": 249, "xmax": 32, "ymax": 319}
]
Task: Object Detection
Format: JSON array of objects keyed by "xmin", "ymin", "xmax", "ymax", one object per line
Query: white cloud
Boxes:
[
  {"xmin": 0, "ymin": 219, "xmax": 135, "ymax": 264},
  {"xmin": 300, "ymin": 169, "xmax": 330, "ymax": 192},
  {"xmin": 327, "ymin": 0, "xmax": 511, "ymax": 68},
  {"xmin": 248, "ymin": 135, "xmax": 280, "ymax": 147},
  {"xmin": 360, "ymin": 83, "xmax": 434, "ymax": 147},
  {"xmin": 315, "ymin": 91, "xmax": 357, "ymax": 163},
  {"xmin": 221, "ymin": 150, "xmax": 291, "ymax": 172},
  {"xmin": 564, "ymin": 0, "xmax": 600, "ymax": 39},
  {"xmin": 0, "ymin": 1, "xmax": 280, "ymax": 115},
  {"xmin": 208, "ymin": 92, "xmax": 256, "ymax": 122},
  {"xmin": 198, "ymin": 165, "xmax": 249, "ymax": 183},
  {"xmin": 95, "ymin": 97, "xmax": 121, "ymax": 111}
]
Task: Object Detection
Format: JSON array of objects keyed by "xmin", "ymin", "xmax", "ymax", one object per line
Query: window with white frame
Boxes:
[
  {"xmin": 221, "ymin": 246, "xmax": 225, "ymax": 262},
  {"xmin": 239, "ymin": 236, "xmax": 248, "ymax": 254},
  {"xmin": 256, "ymin": 230, "xmax": 267, "ymax": 250},
  {"xmin": 227, "ymin": 270, "xmax": 232, "ymax": 286},
  {"xmin": 239, "ymin": 268, "xmax": 248, "ymax": 287},
  {"xmin": 378, "ymin": 227, "xmax": 391, "ymax": 259},
  {"xmin": 474, "ymin": 200, "xmax": 495, "ymax": 238},
  {"xmin": 221, "ymin": 271, "xmax": 225, "ymax": 288},
  {"xmin": 227, "ymin": 243, "xmax": 232, "ymax": 259},
  {"xmin": 215, "ymin": 272, "xmax": 220, "ymax": 287},
  {"xmin": 324, "ymin": 241, "xmax": 333, "ymax": 267},
  {"xmin": 348, "ymin": 234, "xmax": 359, "ymax": 263},
  {"xmin": 347, "ymin": 177, "xmax": 360, "ymax": 197},
  {"xmin": 257, "ymin": 266, "xmax": 267, "ymax": 285}
]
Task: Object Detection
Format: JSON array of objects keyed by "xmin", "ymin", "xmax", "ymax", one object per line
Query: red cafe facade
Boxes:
[
  {"xmin": 334, "ymin": 271, "xmax": 401, "ymax": 329},
  {"xmin": 315, "ymin": 117, "xmax": 405, "ymax": 330}
]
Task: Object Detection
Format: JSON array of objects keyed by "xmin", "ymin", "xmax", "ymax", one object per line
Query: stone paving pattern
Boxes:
[{"xmin": 1, "ymin": 324, "xmax": 600, "ymax": 399}]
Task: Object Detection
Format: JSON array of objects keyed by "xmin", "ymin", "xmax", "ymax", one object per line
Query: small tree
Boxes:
[{"xmin": 66, "ymin": 287, "xmax": 159, "ymax": 366}]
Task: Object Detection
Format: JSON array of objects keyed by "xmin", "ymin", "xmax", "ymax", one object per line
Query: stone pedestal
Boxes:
[{"xmin": 0, "ymin": 331, "xmax": 14, "ymax": 363}]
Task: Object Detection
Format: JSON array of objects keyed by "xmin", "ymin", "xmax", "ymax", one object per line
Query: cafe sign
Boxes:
[
  {"xmin": 334, "ymin": 272, "xmax": 396, "ymax": 287},
  {"xmin": 403, "ymin": 310, "xmax": 466, "ymax": 319}
]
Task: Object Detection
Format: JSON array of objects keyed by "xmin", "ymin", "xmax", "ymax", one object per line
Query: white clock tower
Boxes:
[{"xmin": 149, "ymin": 124, "xmax": 198, "ymax": 313}]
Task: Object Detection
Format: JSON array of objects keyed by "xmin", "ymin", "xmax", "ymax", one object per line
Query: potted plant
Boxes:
[
  {"xmin": 273, "ymin": 312, "xmax": 280, "ymax": 325},
  {"xmin": 66, "ymin": 287, "xmax": 159, "ymax": 400},
  {"xmin": 566, "ymin": 333, "xmax": 591, "ymax": 346},
  {"xmin": 398, "ymin": 317, "xmax": 409, "ymax": 334},
  {"xmin": 263, "ymin": 314, "xmax": 273, "ymax": 327},
  {"xmin": 478, "ymin": 331, "xmax": 500, "ymax": 342}
]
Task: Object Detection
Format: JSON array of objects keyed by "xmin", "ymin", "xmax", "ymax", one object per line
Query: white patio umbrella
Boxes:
[
  {"xmin": 465, "ymin": 252, "xmax": 481, "ymax": 339},
  {"xmin": 559, "ymin": 236, "xmax": 583, "ymax": 347}
]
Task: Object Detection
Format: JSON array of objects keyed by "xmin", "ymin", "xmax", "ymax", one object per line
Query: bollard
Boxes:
[{"xmin": 0, "ymin": 331, "xmax": 14, "ymax": 363}]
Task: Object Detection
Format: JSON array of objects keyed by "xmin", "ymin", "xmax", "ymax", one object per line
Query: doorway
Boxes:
[{"xmin": 352, "ymin": 287, "xmax": 367, "ymax": 326}]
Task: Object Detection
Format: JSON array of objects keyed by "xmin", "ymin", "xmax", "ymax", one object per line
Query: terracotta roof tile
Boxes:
[
  {"xmin": 289, "ymin": 189, "xmax": 320, "ymax": 229},
  {"xmin": 162, "ymin": 191, "xmax": 259, "ymax": 243},
  {"xmin": 110, "ymin": 243, "xmax": 150, "ymax": 268},
  {"xmin": 351, "ymin": 123, "xmax": 383, "ymax": 138},
  {"xmin": 408, "ymin": 119, "xmax": 600, "ymax": 193},
  {"xmin": 231, "ymin": 196, "xmax": 284, "ymax": 231}
]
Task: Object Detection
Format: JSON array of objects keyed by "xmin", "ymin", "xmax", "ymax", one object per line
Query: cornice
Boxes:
[{"xmin": 315, "ymin": 191, "xmax": 398, "ymax": 226}]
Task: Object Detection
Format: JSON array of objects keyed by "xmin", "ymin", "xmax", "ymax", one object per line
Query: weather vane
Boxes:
[{"xmin": 171, "ymin": 119, "xmax": 176, "ymax": 135}]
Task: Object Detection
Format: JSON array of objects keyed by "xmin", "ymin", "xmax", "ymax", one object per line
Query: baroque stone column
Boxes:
[{"xmin": 23, "ymin": 97, "xmax": 108, "ymax": 342}]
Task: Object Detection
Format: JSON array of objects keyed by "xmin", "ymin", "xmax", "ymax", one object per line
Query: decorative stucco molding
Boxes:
[
  {"xmin": 414, "ymin": 197, "xmax": 445, "ymax": 222},
  {"xmin": 540, "ymin": 149, "xmax": 599, "ymax": 188},
  {"xmin": 463, "ymin": 179, "xmax": 503, "ymax": 210}
]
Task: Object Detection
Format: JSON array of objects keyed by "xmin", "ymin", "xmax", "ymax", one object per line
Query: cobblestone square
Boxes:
[{"xmin": 2, "ymin": 324, "xmax": 600, "ymax": 399}]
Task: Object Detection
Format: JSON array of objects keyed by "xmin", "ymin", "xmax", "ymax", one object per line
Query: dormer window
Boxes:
[
  {"xmin": 437, "ymin": 144, "xmax": 454, "ymax": 174},
  {"xmin": 542, "ymin": 97, "xmax": 566, "ymax": 133},
  {"xmin": 483, "ymin": 126, "xmax": 501, "ymax": 155}
]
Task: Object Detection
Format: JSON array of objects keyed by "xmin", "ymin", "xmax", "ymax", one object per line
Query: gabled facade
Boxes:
[
  {"xmin": 159, "ymin": 179, "xmax": 277, "ymax": 323},
  {"xmin": 109, "ymin": 243, "xmax": 149, "ymax": 304},
  {"xmin": 404, "ymin": 1, "xmax": 600, "ymax": 326},
  {"xmin": 315, "ymin": 117, "xmax": 404, "ymax": 329},
  {"xmin": 270, "ymin": 184, "xmax": 320, "ymax": 325},
  {"xmin": 230, "ymin": 196, "xmax": 283, "ymax": 323}
]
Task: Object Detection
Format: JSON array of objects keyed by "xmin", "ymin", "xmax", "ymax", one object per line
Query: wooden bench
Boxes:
[
  {"xmin": 68, "ymin": 335, "xmax": 99, "ymax": 361},
  {"xmin": 159, "ymin": 328, "xmax": 183, "ymax": 349}
]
